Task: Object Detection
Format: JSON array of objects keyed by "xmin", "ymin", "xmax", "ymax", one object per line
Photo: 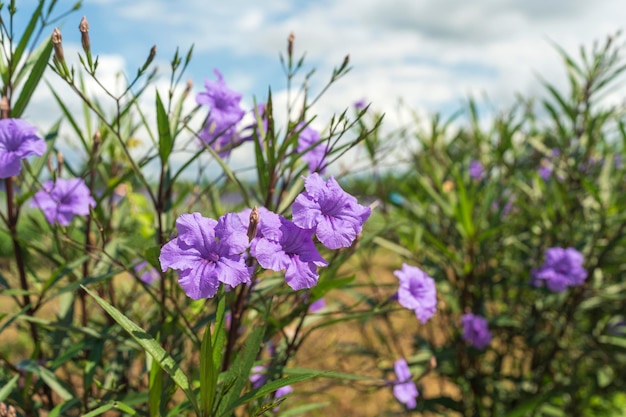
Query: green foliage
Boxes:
[{"xmin": 369, "ymin": 32, "xmax": 626, "ymax": 416}]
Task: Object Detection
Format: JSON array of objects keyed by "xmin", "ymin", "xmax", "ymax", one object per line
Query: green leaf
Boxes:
[
  {"xmin": 200, "ymin": 320, "xmax": 215, "ymax": 416},
  {"xmin": 156, "ymin": 91, "xmax": 173, "ymax": 162},
  {"xmin": 221, "ymin": 374, "xmax": 317, "ymax": 416},
  {"xmin": 81, "ymin": 285, "xmax": 199, "ymax": 415},
  {"xmin": 12, "ymin": 38, "xmax": 53, "ymax": 118},
  {"xmin": 18, "ymin": 360, "xmax": 74, "ymax": 400},
  {"xmin": 218, "ymin": 306, "xmax": 270, "ymax": 416},
  {"xmin": 10, "ymin": 1, "xmax": 45, "ymax": 75},
  {"xmin": 503, "ymin": 393, "xmax": 547, "ymax": 417},
  {"xmin": 82, "ymin": 404, "xmax": 115, "ymax": 417},
  {"xmin": 47, "ymin": 399, "xmax": 80, "ymax": 417},
  {"xmin": 148, "ymin": 351, "xmax": 163, "ymax": 417},
  {"xmin": 0, "ymin": 374, "xmax": 19, "ymax": 401}
]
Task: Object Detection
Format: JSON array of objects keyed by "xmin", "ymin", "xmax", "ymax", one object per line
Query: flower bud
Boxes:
[
  {"xmin": 287, "ymin": 32, "xmax": 295, "ymax": 57},
  {"xmin": 79, "ymin": 16, "xmax": 90, "ymax": 54},
  {"xmin": 247, "ymin": 205, "xmax": 259, "ymax": 242},
  {"xmin": 0, "ymin": 96, "xmax": 9, "ymax": 119},
  {"xmin": 52, "ymin": 28, "xmax": 65, "ymax": 63}
]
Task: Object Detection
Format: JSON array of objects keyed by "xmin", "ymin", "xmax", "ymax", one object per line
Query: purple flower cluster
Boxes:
[
  {"xmin": 133, "ymin": 260, "xmax": 160, "ymax": 285},
  {"xmin": 461, "ymin": 313, "xmax": 492, "ymax": 350},
  {"xmin": 0, "ymin": 118, "xmax": 46, "ymax": 178},
  {"xmin": 196, "ymin": 69, "xmax": 245, "ymax": 157},
  {"xmin": 394, "ymin": 264, "xmax": 437, "ymax": 323},
  {"xmin": 160, "ymin": 174, "xmax": 370, "ymax": 298},
  {"xmin": 249, "ymin": 365, "xmax": 293, "ymax": 411},
  {"xmin": 531, "ymin": 247, "xmax": 587, "ymax": 292},
  {"xmin": 393, "ymin": 358, "xmax": 418, "ymax": 409},
  {"xmin": 468, "ymin": 160, "xmax": 485, "ymax": 181},
  {"xmin": 31, "ymin": 178, "xmax": 96, "ymax": 226}
]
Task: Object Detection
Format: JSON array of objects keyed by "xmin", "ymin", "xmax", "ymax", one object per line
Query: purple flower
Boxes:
[
  {"xmin": 159, "ymin": 212, "xmax": 251, "ymax": 299},
  {"xmin": 0, "ymin": 118, "xmax": 46, "ymax": 178},
  {"xmin": 250, "ymin": 209, "xmax": 327, "ymax": 290},
  {"xmin": 196, "ymin": 69, "xmax": 245, "ymax": 157},
  {"xmin": 272, "ymin": 384, "xmax": 293, "ymax": 411},
  {"xmin": 292, "ymin": 173, "xmax": 371, "ymax": 250},
  {"xmin": 394, "ymin": 264, "xmax": 437, "ymax": 323},
  {"xmin": 393, "ymin": 358, "xmax": 418, "ymax": 409},
  {"xmin": 133, "ymin": 260, "xmax": 160, "ymax": 285},
  {"xmin": 309, "ymin": 297, "xmax": 326, "ymax": 313},
  {"xmin": 196, "ymin": 69, "xmax": 245, "ymax": 126},
  {"xmin": 31, "ymin": 178, "xmax": 95, "ymax": 226},
  {"xmin": 538, "ymin": 162, "xmax": 553, "ymax": 181},
  {"xmin": 531, "ymin": 247, "xmax": 587, "ymax": 292},
  {"xmin": 468, "ymin": 160, "xmax": 485, "ymax": 181},
  {"xmin": 250, "ymin": 365, "xmax": 267, "ymax": 389},
  {"xmin": 354, "ymin": 98, "xmax": 367, "ymax": 110},
  {"xmin": 296, "ymin": 123, "xmax": 327, "ymax": 173},
  {"xmin": 461, "ymin": 313, "xmax": 492, "ymax": 350}
]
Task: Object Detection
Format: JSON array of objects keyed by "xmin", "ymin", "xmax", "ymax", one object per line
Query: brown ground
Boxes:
[{"xmin": 0, "ymin": 249, "xmax": 462, "ymax": 416}]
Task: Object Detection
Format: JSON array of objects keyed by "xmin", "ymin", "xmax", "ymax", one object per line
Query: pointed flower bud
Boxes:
[
  {"xmin": 247, "ymin": 205, "xmax": 259, "ymax": 242},
  {"xmin": 79, "ymin": 16, "xmax": 90, "ymax": 54},
  {"xmin": 287, "ymin": 32, "xmax": 295, "ymax": 57},
  {"xmin": 52, "ymin": 28, "xmax": 65, "ymax": 63}
]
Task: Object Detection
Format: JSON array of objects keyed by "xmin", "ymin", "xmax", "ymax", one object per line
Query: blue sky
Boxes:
[
  {"xmin": 17, "ymin": 0, "xmax": 623, "ymax": 115},
  {"xmin": 9, "ymin": 0, "xmax": 626, "ymax": 175}
]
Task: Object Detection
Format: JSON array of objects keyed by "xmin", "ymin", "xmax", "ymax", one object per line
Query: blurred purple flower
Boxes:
[
  {"xmin": 31, "ymin": 178, "xmax": 95, "ymax": 226},
  {"xmin": 0, "ymin": 118, "xmax": 46, "ymax": 178},
  {"xmin": 461, "ymin": 313, "xmax": 492, "ymax": 350},
  {"xmin": 292, "ymin": 173, "xmax": 371, "ymax": 250},
  {"xmin": 309, "ymin": 297, "xmax": 326, "ymax": 313},
  {"xmin": 393, "ymin": 358, "xmax": 418, "ymax": 409},
  {"xmin": 273, "ymin": 385, "xmax": 293, "ymax": 411},
  {"xmin": 468, "ymin": 160, "xmax": 485, "ymax": 181},
  {"xmin": 296, "ymin": 123, "xmax": 327, "ymax": 173},
  {"xmin": 133, "ymin": 260, "xmax": 160, "ymax": 285},
  {"xmin": 538, "ymin": 161, "xmax": 553, "ymax": 181},
  {"xmin": 394, "ymin": 264, "xmax": 437, "ymax": 323},
  {"xmin": 249, "ymin": 365, "xmax": 267, "ymax": 389},
  {"xmin": 159, "ymin": 212, "xmax": 251, "ymax": 299},
  {"xmin": 196, "ymin": 69, "xmax": 245, "ymax": 125},
  {"xmin": 196, "ymin": 69, "xmax": 245, "ymax": 157},
  {"xmin": 614, "ymin": 154, "xmax": 623, "ymax": 170},
  {"xmin": 354, "ymin": 98, "xmax": 367, "ymax": 110},
  {"xmin": 531, "ymin": 247, "xmax": 587, "ymax": 292},
  {"xmin": 251, "ymin": 209, "xmax": 327, "ymax": 290}
]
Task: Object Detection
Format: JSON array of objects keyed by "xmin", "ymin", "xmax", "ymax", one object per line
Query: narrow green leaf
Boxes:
[
  {"xmin": 221, "ymin": 374, "xmax": 317, "ymax": 416},
  {"xmin": 16, "ymin": 362, "xmax": 74, "ymax": 401},
  {"xmin": 148, "ymin": 349, "xmax": 163, "ymax": 417},
  {"xmin": 502, "ymin": 394, "xmax": 546, "ymax": 417},
  {"xmin": 156, "ymin": 91, "xmax": 173, "ymax": 162},
  {"xmin": 47, "ymin": 399, "xmax": 80, "ymax": 417},
  {"xmin": 81, "ymin": 285, "xmax": 200, "ymax": 415},
  {"xmin": 200, "ymin": 321, "xmax": 215, "ymax": 416},
  {"xmin": 217, "ymin": 306, "xmax": 270, "ymax": 416},
  {"xmin": 0, "ymin": 374, "xmax": 19, "ymax": 401},
  {"xmin": 12, "ymin": 38, "xmax": 53, "ymax": 118},
  {"xmin": 212, "ymin": 294, "xmax": 227, "ymax": 378},
  {"xmin": 82, "ymin": 403, "xmax": 114, "ymax": 417},
  {"xmin": 11, "ymin": 1, "xmax": 45, "ymax": 74}
]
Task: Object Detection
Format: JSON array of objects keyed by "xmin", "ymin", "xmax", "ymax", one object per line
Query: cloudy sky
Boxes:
[{"xmin": 10, "ymin": 0, "xmax": 626, "ymax": 174}]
